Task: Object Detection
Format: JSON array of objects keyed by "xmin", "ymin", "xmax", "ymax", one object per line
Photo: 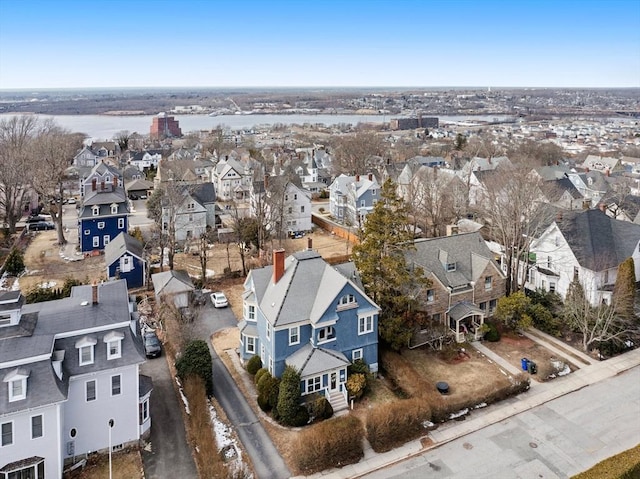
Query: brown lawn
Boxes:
[
  {"xmin": 64, "ymin": 448, "xmax": 144, "ymax": 479},
  {"xmin": 19, "ymin": 231, "xmax": 105, "ymax": 292},
  {"xmin": 482, "ymin": 333, "xmax": 578, "ymax": 381}
]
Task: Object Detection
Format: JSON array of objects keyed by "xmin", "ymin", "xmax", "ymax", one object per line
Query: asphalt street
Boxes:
[
  {"xmin": 195, "ymin": 301, "xmax": 291, "ymax": 479},
  {"xmin": 363, "ymin": 366, "xmax": 640, "ymax": 479}
]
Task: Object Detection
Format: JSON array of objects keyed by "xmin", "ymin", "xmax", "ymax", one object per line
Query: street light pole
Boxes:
[{"xmin": 108, "ymin": 419, "xmax": 114, "ymax": 479}]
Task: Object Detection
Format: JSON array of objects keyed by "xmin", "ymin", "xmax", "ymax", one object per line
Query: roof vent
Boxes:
[{"xmin": 81, "ymin": 301, "xmax": 89, "ymax": 306}]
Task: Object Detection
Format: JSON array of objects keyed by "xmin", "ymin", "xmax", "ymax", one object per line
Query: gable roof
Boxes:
[
  {"xmin": 250, "ymin": 250, "xmax": 378, "ymax": 327},
  {"xmin": 190, "ymin": 182, "xmax": 217, "ymax": 205},
  {"xmin": 286, "ymin": 344, "xmax": 350, "ymax": 377},
  {"xmin": 152, "ymin": 270, "xmax": 194, "ymax": 297},
  {"xmin": 406, "ymin": 232, "xmax": 503, "ymax": 290},
  {"xmin": 556, "ymin": 209, "xmax": 640, "ymax": 271},
  {"xmin": 104, "ymin": 232, "xmax": 144, "ymax": 266}
]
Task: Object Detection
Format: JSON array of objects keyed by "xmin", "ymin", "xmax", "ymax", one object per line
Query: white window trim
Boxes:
[
  {"xmin": 358, "ymin": 315, "xmax": 374, "ymax": 335},
  {"xmin": 1, "ymin": 421, "xmax": 13, "ymax": 447},
  {"xmin": 245, "ymin": 335, "xmax": 256, "ymax": 354},
  {"xmin": 92, "ymin": 206, "xmax": 100, "ymax": 216},
  {"xmin": 97, "ymin": 221, "xmax": 105, "ymax": 230},
  {"xmin": 7, "ymin": 376, "xmax": 27, "ymax": 402},
  {"xmin": 111, "ymin": 374, "xmax": 122, "ymax": 396},
  {"xmin": 107, "ymin": 340, "xmax": 121, "ymax": 359},
  {"xmin": 92, "ymin": 236, "xmax": 100, "ymax": 248},
  {"xmin": 266, "ymin": 323, "xmax": 271, "ymax": 341},
  {"xmin": 289, "ymin": 326, "xmax": 300, "ymax": 346},
  {"xmin": 103, "ymin": 235, "xmax": 110, "ymax": 246},
  {"xmin": 86, "ymin": 379, "xmax": 97, "ymax": 402},
  {"xmin": 79, "ymin": 345, "xmax": 94, "ymax": 365},
  {"xmin": 118, "ymin": 218, "xmax": 125, "ymax": 229},
  {"xmin": 31, "ymin": 414, "xmax": 43, "ymax": 439},
  {"xmin": 305, "ymin": 375, "xmax": 322, "ymax": 394},
  {"xmin": 317, "ymin": 325, "xmax": 336, "ymax": 345},
  {"xmin": 352, "ymin": 349, "xmax": 363, "ymax": 362}
]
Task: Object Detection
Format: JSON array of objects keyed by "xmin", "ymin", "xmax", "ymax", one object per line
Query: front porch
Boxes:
[
  {"xmin": 286, "ymin": 344, "xmax": 350, "ymax": 412},
  {"xmin": 447, "ymin": 301, "xmax": 485, "ymax": 343}
]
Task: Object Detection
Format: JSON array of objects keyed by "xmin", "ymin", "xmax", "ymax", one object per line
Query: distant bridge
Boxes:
[{"xmin": 615, "ymin": 111, "xmax": 640, "ymax": 118}]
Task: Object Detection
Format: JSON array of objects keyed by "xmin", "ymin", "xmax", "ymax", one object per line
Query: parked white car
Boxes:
[{"xmin": 210, "ymin": 292, "xmax": 228, "ymax": 308}]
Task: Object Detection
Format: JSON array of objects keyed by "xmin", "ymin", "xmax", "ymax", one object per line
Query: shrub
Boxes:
[
  {"xmin": 528, "ymin": 303, "xmax": 561, "ymax": 336},
  {"xmin": 246, "ymin": 355, "xmax": 262, "ymax": 375},
  {"xmin": 291, "ymin": 406, "xmax": 310, "ymax": 427},
  {"xmin": 365, "ymin": 397, "xmax": 432, "ymax": 453},
  {"xmin": 348, "ymin": 358, "xmax": 370, "ymax": 375},
  {"xmin": 495, "ymin": 292, "xmax": 533, "ymax": 331},
  {"xmin": 293, "ymin": 415, "xmax": 364, "ymax": 474},
  {"xmin": 346, "ymin": 373, "xmax": 367, "ymax": 399},
  {"xmin": 4, "ymin": 248, "xmax": 25, "ymax": 276},
  {"xmin": 306, "ymin": 394, "xmax": 333, "ymax": 422},
  {"xmin": 254, "ymin": 367, "xmax": 268, "ymax": 385},
  {"xmin": 257, "ymin": 375, "xmax": 280, "ymax": 411},
  {"xmin": 175, "ymin": 340, "xmax": 213, "ymax": 396},
  {"xmin": 256, "ymin": 370, "xmax": 273, "ymax": 395},
  {"xmin": 276, "ymin": 366, "xmax": 302, "ymax": 426},
  {"xmin": 483, "ymin": 322, "xmax": 501, "ymax": 342}
]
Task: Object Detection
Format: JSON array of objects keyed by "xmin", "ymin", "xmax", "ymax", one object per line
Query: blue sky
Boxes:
[{"xmin": 1, "ymin": 0, "xmax": 639, "ymax": 89}]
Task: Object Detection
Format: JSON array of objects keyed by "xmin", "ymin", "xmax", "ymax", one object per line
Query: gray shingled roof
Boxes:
[
  {"xmin": 104, "ymin": 232, "xmax": 144, "ymax": 267},
  {"xmin": 406, "ymin": 232, "xmax": 503, "ymax": 289},
  {"xmin": 448, "ymin": 301, "xmax": 483, "ymax": 321},
  {"xmin": 557, "ymin": 209, "xmax": 640, "ymax": 271},
  {"xmin": 285, "ymin": 344, "xmax": 349, "ymax": 377},
  {"xmin": 152, "ymin": 270, "xmax": 194, "ymax": 297},
  {"xmin": 250, "ymin": 250, "xmax": 378, "ymax": 327}
]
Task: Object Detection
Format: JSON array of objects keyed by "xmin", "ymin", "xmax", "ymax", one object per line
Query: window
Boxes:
[
  {"xmin": 574, "ymin": 267, "xmax": 579, "ymax": 280},
  {"xmin": 372, "ymin": 189, "xmax": 377, "ymax": 196},
  {"xmin": 84, "ymin": 230, "xmax": 90, "ymax": 235},
  {"xmin": 3, "ymin": 459, "xmax": 45, "ymax": 478},
  {"xmin": 358, "ymin": 315, "xmax": 374, "ymax": 334},
  {"xmin": 289, "ymin": 326, "xmax": 300, "ymax": 345},
  {"xmin": 339, "ymin": 294, "xmax": 355, "ymax": 306},
  {"xmin": 300, "ymin": 205, "xmax": 305, "ymax": 213},
  {"xmin": 140, "ymin": 398, "xmax": 149, "ymax": 424},
  {"xmin": 266, "ymin": 323, "xmax": 271, "ymax": 341},
  {"xmin": 118, "ymin": 218, "xmax": 125, "ymax": 229},
  {"xmin": 479, "ymin": 302, "xmax": 487, "ymax": 311},
  {"xmin": 1, "ymin": 422, "xmax": 12, "ymax": 446},
  {"xmin": 287, "ymin": 207, "xmax": 292, "ymax": 214},
  {"xmin": 9, "ymin": 378, "xmax": 26, "ymax": 402},
  {"xmin": 541, "ymin": 279, "xmax": 547, "ymax": 290},
  {"xmin": 111, "ymin": 205, "xmax": 118, "ymax": 214},
  {"xmin": 294, "ymin": 194, "xmax": 298, "ymax": 200},
  {"xmin": 111, "ymin": 375, "xmax": 121, "ymax": 396},
  {"xmin": 360, "ymin": 200, "xmax": 366, "ymax": 207},
  {"xmin": 92, "ymin": 206, "xmax": 100, "ymax": 216},
  {"xmin": 426, "ymin": 289, "xmax": 435, "ymax": 303},
  {"xmin": 248, "ymin": 305, "xmax": 255, "ymax": 321},
  {"xmin": 246, "ymin": 336, "xmax": 255, "ymax": 354},
  {"xmin": 433, "ymin": 313, "xmax": 441, "ymax": 322},
  {"xmin": 31, "ymin": 415, "xmax": 43, "ymax": 439},
  {"xmin": 489, "ymin": 299, "xmax": 497, "ymax": 314},
  {"xmin": 103, "ymin": 235, "xmax": 110, "ymax": 246},
  {"xmin": 86, "ymin": 380, "xmax": 96, "ymax": 401},
  {"xmin": 318, "ymin": 326, "xmax": 335, "ymax": 343},
  {"xmin": 547, "ymin": 256, "xmax": 552, "ymax": 268},
  {"xmin": 92, "ymin": 236, "xmax": 100, "ymax": 248},
  {"xmin": 485, "ymin": 276, "xmax": 492, "ymax": 290},
  {"xmin": 79, "ymin": 345, "xmax": 93, "ymax": 365},
  {"xmin": 306, "ymin": 376, "xmax": 322, "ymax": 394},
  {"xmin": 97, "ymin": 221, "xmax": 105, "ymax": 230},
  {"xmin": 188, "ymin": 213, "xmax": 193, "ymax": 222},
  {"xmin": 0, "ymin": 314, "xmax": 10, "ymax": 327},
  {"xmin": 104, "ymin": 331, "xmax": 123, "ymax": 359},
  {"xmin": 352, "ymin": 349, "xmax": 363, "ymax": 362},
  {"xmin": 446, "ymin": 262, "xmax": 456, "ymax": 272}
]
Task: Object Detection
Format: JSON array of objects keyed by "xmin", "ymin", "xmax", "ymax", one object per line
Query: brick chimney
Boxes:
[
  {"xmin": 356, "ymin": 174, "xmax": 360, "ymax": 182},
  {"xmin": 599, "ymin": 203, "xmax": 606, "ymax": 212},
  {"xmin": 92, "ymin": 283, "xmax": 98, "ymax": 305},
  {"xmin": 273, "ymin": 249, "xmax": 285, "ymax": 284},
  {"xmin": 113, "ymin": 176, "xmax": 118, "ymax": 188},
  {"xmin": 368, "ymin": 173, "xmax": 373, "ymax": 181},
  {"xmin": 92, "ymin": 178, "xmax": 97, "ymax": 191},
  {"xmin": 307, "ymin": 237, "xmax": 313, "ymax": 250}
]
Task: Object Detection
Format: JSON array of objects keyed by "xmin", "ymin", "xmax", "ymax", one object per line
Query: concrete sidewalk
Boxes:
[{"xmin": 294, "ymin": 345, "xmax": 640, "ymax": 479}]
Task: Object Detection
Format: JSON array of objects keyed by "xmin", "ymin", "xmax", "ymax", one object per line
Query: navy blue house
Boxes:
[
  {"xmin": 78, "ymin": 178, "xmax": 129, "ymax": 254},
  {"xmin": 105, "ymin": 232, "xmax": 146, "ymax": 289}
]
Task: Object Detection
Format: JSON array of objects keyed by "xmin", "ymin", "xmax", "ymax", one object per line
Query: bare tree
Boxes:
[
  {"xmin": 114, "ymin": 130, "xmax": 131, "ymax": 152},
  {"xmin": 32, "ymin": 121, "xmax": 85, "ymax": 244},
  {"xmin": 477, "ymin": 165, "xmax": 551, "ymax": 295},
  {"xmin": 0, "ymin": 115, "xmax": 39, "ymax": 232},
  {"xmin": 331, "ymin": 131, "xmax": 385, "ymax": 175},
  {"xmin": 410, "ymin": 166, "xmax": 458, "ymax": 237}
]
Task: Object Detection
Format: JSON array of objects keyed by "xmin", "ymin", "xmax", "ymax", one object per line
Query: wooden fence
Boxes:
[{"xmin": 311, "ymin": 214, "xmax": 360, "ymax": 244}]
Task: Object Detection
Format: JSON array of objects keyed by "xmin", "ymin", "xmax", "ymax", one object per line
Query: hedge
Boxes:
[
  {"xmin": 365, "ymin": 397, "xmax": 432, "ymax": 453},
  {"xmin": 293, "ymin": 415, "xmax": 364, "ymax": 475}
]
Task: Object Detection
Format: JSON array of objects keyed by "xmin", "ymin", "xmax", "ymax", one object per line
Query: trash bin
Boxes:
[
  {"xmin": 521, "ymin": 358, "xmax": 529, "ymax": 371},
  {"xmin": 528, "ymin": 361, "xmax": 537, "ymax": 374}
]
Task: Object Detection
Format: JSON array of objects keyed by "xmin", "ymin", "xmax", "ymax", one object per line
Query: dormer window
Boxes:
[
  {"xmin": 110, "ymin": 204, "xmax": 118, "ymax": 214},
  {"xmin": 76, "ymin": 336, "xmax": 97, "ymax": 366},
  {"xmin": 92, "ymin": 206, "xmax": 100, "ymax": 216},
  {"xmin": 104, "ymin": 331, "xmax": 124, "ymax": 360},
  {"xmin": 318, "ymin": 326, "xmax": 335, "ymax": 343},
  {"xmin": 339, "ymin": 294, "xmax": 355, "ymax": 307},
  {"xmin": 4, "ymin": 368, "xmax": 29, "ymax": 402},
  {"xmin": 446, "ymin": 262, "xmax": 456, "ymax": 272}
]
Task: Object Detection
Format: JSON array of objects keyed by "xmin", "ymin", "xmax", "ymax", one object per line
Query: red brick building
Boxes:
[{"xmin": 150, "ymin": 113, "xmax": 182, "ymax": 138}]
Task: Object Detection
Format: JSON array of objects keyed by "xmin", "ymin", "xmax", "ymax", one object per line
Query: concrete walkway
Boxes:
[{"xmin": 293, "ymin": 345, "xmax": 640, "ymax": 479}]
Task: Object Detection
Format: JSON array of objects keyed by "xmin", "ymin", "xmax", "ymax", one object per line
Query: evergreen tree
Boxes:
[
  {"xmin": 353, "ymin": 179, "xmax": 429, "ymax": 350},
  {"xmin": 276, "ymin": 366, "xmax": 301, "ymax": 426},
  {"xmin": 175, "ymin": 340, "xmax": 213, "ymax": 396},
  {"xmin": 4, "ymin": 248, "xmax": 25, "ymax": 276},
  {"xmin": 613, "ymin": 257, "xmax": 637, "ymax": 322}
]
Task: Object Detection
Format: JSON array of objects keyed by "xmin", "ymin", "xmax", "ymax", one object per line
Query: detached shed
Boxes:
[
  {"xmin": 105, "ymin": 232, "xmax": 147, "ymax": 288},
  {"xmin": 151, "ymin": 270, "xmax": 194, "ymax": 308}
]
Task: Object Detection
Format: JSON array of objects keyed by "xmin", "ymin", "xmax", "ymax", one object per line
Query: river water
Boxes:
[{"xmin": 0, "ymin": 113, "xmax": 513, "ymax": 140}]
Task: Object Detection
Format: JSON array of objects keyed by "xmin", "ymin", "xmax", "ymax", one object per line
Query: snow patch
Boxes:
[
  {"xmin": 449, "ymin": 408, "xmax": 469, "ymax": 420},
  {"xmin": 175, "ymin": 377, "xmax": 190, "ymax": 414}
]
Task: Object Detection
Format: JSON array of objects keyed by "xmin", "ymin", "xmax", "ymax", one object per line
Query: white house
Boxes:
[
  {"xmin": 526, "ymin": 209, "xmax": 640, "ymax": 306},
  {"xmin": 251, "ymin": 177, "xmax": 312, "ymax": 236},
  {"xmin": 212, "ymin": 156, "xmax": 257, "ymax": 202},
  {"xmin": 0, "ymin": 280, "xmax": 150, "ymax": 479}
]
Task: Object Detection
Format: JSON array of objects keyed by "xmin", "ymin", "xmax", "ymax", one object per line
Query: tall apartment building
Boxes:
[{"xmin": 150, "ymin": 112, "xmax": 182, "ymax": 138}]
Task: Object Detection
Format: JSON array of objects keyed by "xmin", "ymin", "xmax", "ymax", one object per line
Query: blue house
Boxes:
[
  {"xmin": 78, "ymin": 179, "xmax": 129, "ymax": 254},
  {"xmin": 329, "ymin": 173, "xmax": 380, "ymax": 227},
  {"xmin": 105, "ymin": 232, "xmax": 147, "ymax": 289},
  {"xmin": 239, "ymin": 244, "xmax": 379, "ymax": 411}
]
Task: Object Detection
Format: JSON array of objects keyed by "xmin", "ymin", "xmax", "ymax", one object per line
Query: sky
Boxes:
[{"xmin": 0, "ymin": 0, "xmax": 639, "ymax": 89}]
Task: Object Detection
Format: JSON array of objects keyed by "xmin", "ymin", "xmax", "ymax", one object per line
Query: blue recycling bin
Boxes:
[{"xmin": 521, "ymin": 358, "xmax": 529, "ymax": 371}]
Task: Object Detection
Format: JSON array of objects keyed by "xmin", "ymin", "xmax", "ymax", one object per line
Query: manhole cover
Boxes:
[
  {"xmin": 463, "ymin": 442, "xmax": 473, "ymax": 450},
  {"xmin": 529, "ymin": 442, "xmax": 538, "ymax": 448}
]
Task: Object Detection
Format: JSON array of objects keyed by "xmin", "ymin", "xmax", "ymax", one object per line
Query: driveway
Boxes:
[
  {"xmin": 194, "ymin": 301, "xmax": 291, "ymax": 479},
  {"xmin": 140, "ymin": 353, "xmax": 198, "ymax": 479}
]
